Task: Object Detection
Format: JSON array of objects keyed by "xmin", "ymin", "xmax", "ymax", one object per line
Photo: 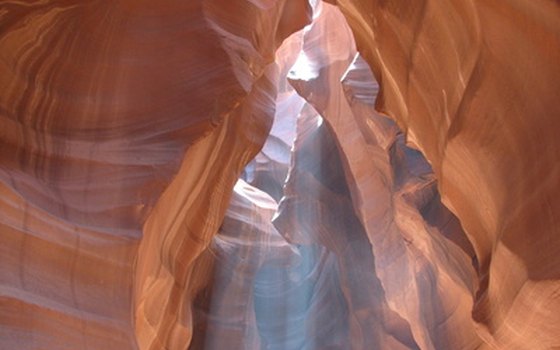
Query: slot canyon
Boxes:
[{"xmin": 0, "ymin": 0, "xmax": 559, "ymax": 349}]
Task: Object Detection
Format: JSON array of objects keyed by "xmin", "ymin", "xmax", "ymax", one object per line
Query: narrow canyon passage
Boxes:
[
  {"xmin": 189, "ymin": 4, "xmax": 477, "ymax": 349},
  {"xmin": 0, "ymin": 0, "xmax": 558, "ymax": 349}
]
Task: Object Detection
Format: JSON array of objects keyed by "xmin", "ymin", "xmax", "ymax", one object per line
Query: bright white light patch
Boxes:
[{"xmin": 288, "ymin": 51, "xmax": 319, "ymax": 81}]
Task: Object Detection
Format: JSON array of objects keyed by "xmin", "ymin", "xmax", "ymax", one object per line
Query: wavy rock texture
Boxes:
[
  {"xmin": 0, "ymin": 1, "xmax": 311, "ymax": 349},
  {"xmin": 289, "ymin": 4, "xmax": 479, "ymax": 349},
  {"xmin": 191, "ymin": 97, "xmax": 419, "ymax": 350},
  {"xmin": 274, "ymin": 103, "xmax": 420, "ymax": 350},
  {"xmin": 1, "ymin": 0, "xmax": 559, "ymax": 349},
  {"xmin": 189, "ymin": 4, "xmax": 484, "ymax": 349},
  {"xmin": 328, "ymin": 0, "xmax": 560, "ymax": 348}
]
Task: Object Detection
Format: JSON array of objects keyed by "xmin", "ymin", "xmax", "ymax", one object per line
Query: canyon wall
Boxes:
[
  {"xmin": 0, "ymin": 1, "xmax": 311, "ymax": 349},
  {"xmin": 328, "ymin": 0, "xmax": 560, "ymax": 348},
  {"xmin": 1, "ymin": 0, "xmax": 559, "ymax": 349},
  {"xmin": 286, "ymin": 4, "xmax": 479, "ymax": 348}
]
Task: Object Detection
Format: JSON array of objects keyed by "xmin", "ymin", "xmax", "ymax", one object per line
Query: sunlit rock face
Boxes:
[
  {"xmin": 0, "ymin": 1, "xmax": 311, "ymax": 349},
  {"xmin": 288, "ymin": 4, "xmax": 479, "ymax": 349},
  {"xmin": 189, "ymin": 3, "xmax": 483, "ymax": 349},
  {"xmin": 1, "ymin": 1, "xmax": 559, "ymax": 350},
  {"xmin": 328, "ymin": 0, "xmax": 560, "ymax": 348}
]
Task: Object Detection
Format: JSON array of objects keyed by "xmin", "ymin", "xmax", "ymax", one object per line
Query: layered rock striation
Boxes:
[
  {"xmin": 329, "ymin": 0, "xmax": 560, "ymax": 348},
  {"xmin": 1, "ymin": 0, "xmax": 559, "ymax": 349},
  {"xmin": 0, "ymin": 1, "xmax": 311, "ymax": 349},
  {"xmin": 288, "ymin": 4, "xmax": 479, "ymax": 348}
]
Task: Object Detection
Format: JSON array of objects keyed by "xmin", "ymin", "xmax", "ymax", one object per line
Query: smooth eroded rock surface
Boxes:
[
  {"xmin": 0, "ymin": 1, "xmax": 311, "ymax": 349},
  {"xmin": 330, "ymin": 0, "xmax": 560, "ymax": 348},
  {"xmin": 1, "ymin": 0, "xmax": 559, "ymax": 349}
]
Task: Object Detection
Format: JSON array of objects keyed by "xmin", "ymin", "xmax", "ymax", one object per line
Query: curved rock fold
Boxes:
[{"xmin": 1, "ymin": 0, "xmax": 559, "ymax": 349}]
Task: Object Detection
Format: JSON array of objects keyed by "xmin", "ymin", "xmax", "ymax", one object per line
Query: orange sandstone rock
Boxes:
[{"xmin": 331, "ymin": 0, "xmax": 560, "ymax": 348}]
